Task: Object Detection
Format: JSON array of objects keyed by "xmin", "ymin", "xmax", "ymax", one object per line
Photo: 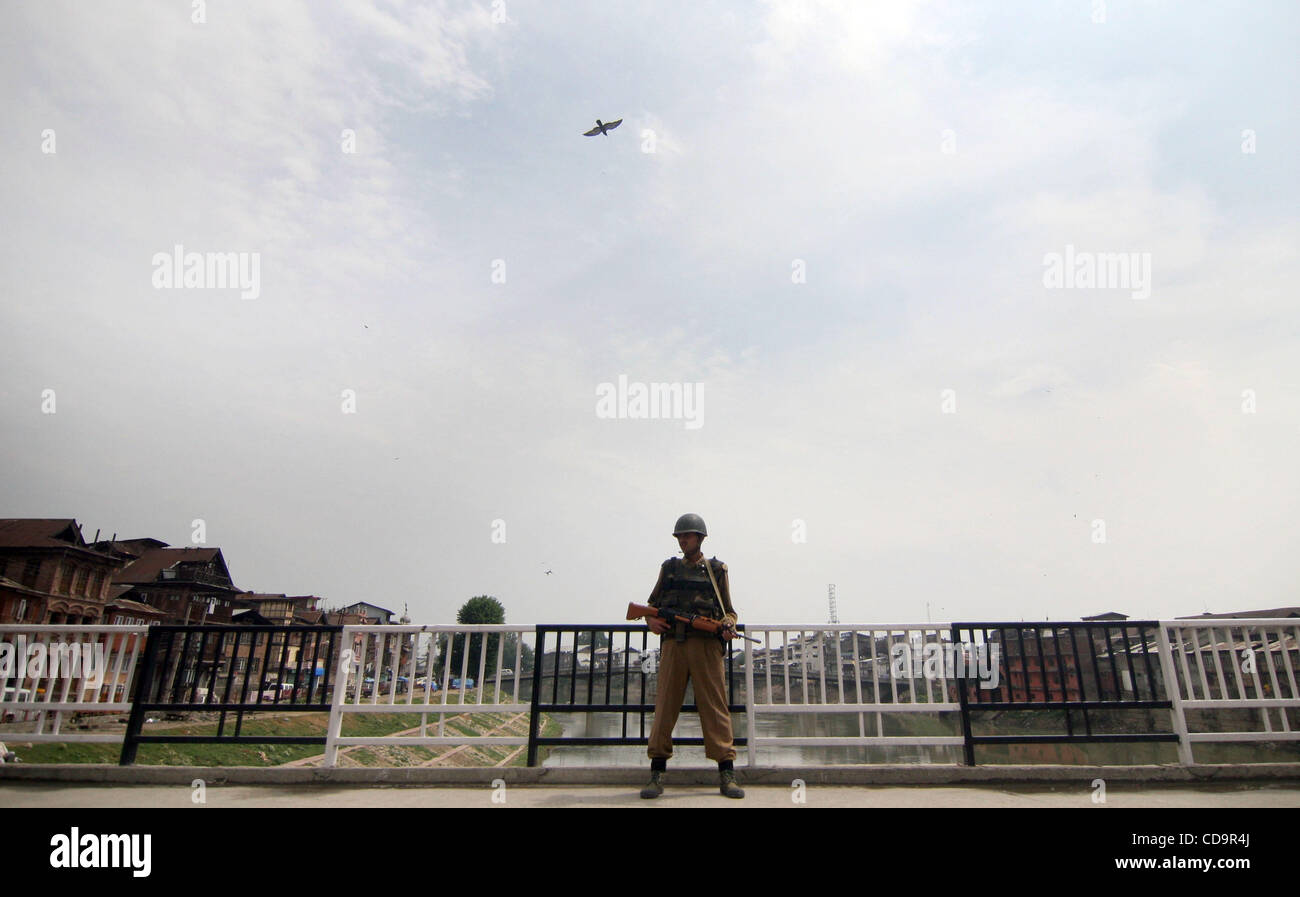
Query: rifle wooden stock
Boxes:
[
  {"xmin": 627, "ymin": 603, "xmax": 760, "ymax": 643},
  {"xmin": 626, "ymin": 601, "xmax": 726, "ymax": 635}
]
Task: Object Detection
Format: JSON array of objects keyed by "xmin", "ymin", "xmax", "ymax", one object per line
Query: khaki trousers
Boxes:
[{"xmin": 647, "ymin": 634, "xmax": 736, "ymax": 763}]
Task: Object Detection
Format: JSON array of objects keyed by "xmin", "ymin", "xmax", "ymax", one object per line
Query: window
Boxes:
[
  {"xmin": 22, "ymin": 558, "xmax": 41, "ymax": 588},
  {"xmin": 72, "ymin": 566, "xmax": 88, "ymax": 595}
]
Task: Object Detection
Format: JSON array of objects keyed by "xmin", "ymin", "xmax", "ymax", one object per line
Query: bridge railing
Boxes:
[
  {"xmin": 4, "ymin": 619, "xmax": 1299, "ymax": 768},
  {"xmin": 1159, "ymin": 619, "xmax": 1300, "ymax": 764},
  {"xmin": 525, "ymin": 624, "xmax": 748, "ymax": 766},
  {"xmin": 0, "ymin": 624, "xmax": 148, "ymax": 743},
  {"xmin": 119, "ymin": 624, "xmax": 345, "ymax": 764},
  {"xmin": 323, "ymin": 624, "xmax": 535, "ymax": 766},
  {"xmin": 952, "ymin": 621, "xmax": 1179, "ymax": 765},
  {"xmin": 742, "ymin": 625, "xmax": 966, "ymax": 766}
]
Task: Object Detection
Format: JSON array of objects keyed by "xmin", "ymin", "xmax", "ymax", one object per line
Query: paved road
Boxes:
[{"xmin": 2, "ymin": 782, "xmax": 1297, "ymax": 808}]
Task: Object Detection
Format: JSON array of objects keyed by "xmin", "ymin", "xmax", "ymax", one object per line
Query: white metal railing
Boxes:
[
  {"xmin": 323, "ymin": 624, "xmax": 534, "ymax": 766},
  {"xmin": 741, "ymin": 625, "xmax": 967, "ymax": 766},
  {"xmin": 1158, "ymin": 619, "xmax": 1300, "ymax": 764},
  {"xmin": 0, "ymin": 625, "xmax": 148, "ymax": 743},
  {"xmin": 3, "ymin": 620, "xmax": 1298, "ymax": 768}
]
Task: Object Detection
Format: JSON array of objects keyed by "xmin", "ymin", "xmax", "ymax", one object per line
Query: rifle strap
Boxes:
[{"xmin": 703, "ymin": 557, "xmax": 728, "ymax": 624}]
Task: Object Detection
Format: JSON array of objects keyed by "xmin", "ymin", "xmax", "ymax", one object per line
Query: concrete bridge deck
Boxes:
[
  {"xmin": 2, "ymin": 762, "xmax": 1298, "ymax": 807},
  {"xmin": 2, "ymin": 780, "xmax": 1297, "ymax": 808}
]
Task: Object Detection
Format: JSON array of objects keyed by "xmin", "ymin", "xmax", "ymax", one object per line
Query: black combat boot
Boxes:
[
  {"xmin": 640, "ymin": 769, "xmax": 665, "ymax": 799},
  {"xmin": 719, "ymin": 768, "xmax": 745, "ymax": 798}
]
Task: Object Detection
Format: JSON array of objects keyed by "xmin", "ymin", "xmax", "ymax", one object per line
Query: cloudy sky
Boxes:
[{"xmin": 1, "ymin": 1, "xmax": 1296, "ymax": 626}]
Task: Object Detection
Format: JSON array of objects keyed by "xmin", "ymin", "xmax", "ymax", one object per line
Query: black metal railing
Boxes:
[
  {"xmin": 951, "ymin": 621, "xmax": 1177, "ymax": 765},
  {"xmin": 526, "ymin": 624, "xmax": 747, "ymax": 766},
  {"xmin": 119, "ymin": 624, "xmax": 343, "ymax": 765},
  {"xmin": 110, "ymin": 621, "xmax": 1190, "ymax": 768}
]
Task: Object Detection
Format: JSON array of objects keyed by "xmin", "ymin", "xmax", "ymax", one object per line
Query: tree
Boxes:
[
  {"xmin": 575, "ymin": 631, "xmax": 611, "ymax": 650},
  {"xmin": 458, "ymin": 596, "xmax": 505, "ymax": 625},
  {"xmin": 436, "ymin": 596, "xmax": 505, "ymax": 680},
  {"xmin": 502, "ymin": 632, "xmax": 535, "ymax": 673}
]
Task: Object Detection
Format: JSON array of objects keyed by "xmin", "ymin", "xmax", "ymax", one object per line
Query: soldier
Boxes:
[{"xmin": 640, "ymin": 513, "xmax": 744, "ymax": 799}]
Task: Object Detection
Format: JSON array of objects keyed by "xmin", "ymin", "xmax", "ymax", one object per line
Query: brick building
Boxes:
[
  {"xmin": 101, "ymin": 540, "xmax": 245, "ymax": 625},
  {"xmin": 0, "ymin": 519, "xmax": 123, "ymax": 624}
]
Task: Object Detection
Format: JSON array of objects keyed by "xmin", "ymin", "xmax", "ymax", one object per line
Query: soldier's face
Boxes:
[{"xmin": 676, "ymin": 533, "xmax": 702, "ymax": 555}]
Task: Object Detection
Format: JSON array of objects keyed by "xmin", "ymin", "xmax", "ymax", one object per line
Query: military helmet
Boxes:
[{"xmin": 672, "ymin": 513, "xmax": 707, "ymax": 537}]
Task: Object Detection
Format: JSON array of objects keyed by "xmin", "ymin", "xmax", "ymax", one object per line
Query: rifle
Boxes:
[{"xmin": 626, "ymin": 602, "xmax": 761, "ymax": 643}]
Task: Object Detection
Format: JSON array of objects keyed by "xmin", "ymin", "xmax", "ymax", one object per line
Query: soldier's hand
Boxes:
[
  {"xmin": 719, "ymin": 622, "xmax": 737, "ymax": 640},
  {"xmin": 646, "ymin": 616, "xmax": 671, "ymax": 634}
]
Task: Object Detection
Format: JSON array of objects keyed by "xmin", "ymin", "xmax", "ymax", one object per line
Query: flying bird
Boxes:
[{"xmin": 583, "ymin": 118, "xmax": 622, "ymax": 137}]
